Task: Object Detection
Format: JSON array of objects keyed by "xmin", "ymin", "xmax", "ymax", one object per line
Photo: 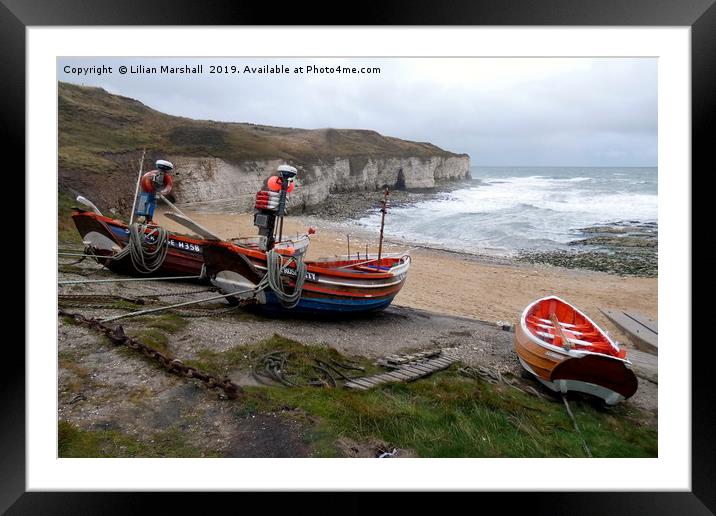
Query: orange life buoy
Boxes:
[
  {"xmin": 140, "ymin": 170, "xmax": 173, "ymax": 195},
  {"xmin": 267, "ymin": 175, "xmax": 295, "ymax": 193}
]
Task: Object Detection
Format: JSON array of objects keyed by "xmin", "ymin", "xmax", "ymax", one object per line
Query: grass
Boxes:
[
  {"xmin": 56, "ymin": 328, "xmax": 658, "ymax": 458},
  {"xmin": 58, "ymin": 421, "xmax": 218, "ymax": 458},
  {"xmin": 183, "ymin": 334, "xmax": 382, "ymax": 379},
  {"xmin": 180, "ymin": 334, "xmax": 656, "ymax": 458},
  {"xmin": 58, "ymin": 81, "xmax": 464, "ymax": 178},
  {"xmin": 58, "ymin": 191, "xmax": 83, "ymax": 245},
  {"xmin": 127, "ymin": 313, "xmax": 189, "ymax": 355},
  {"xmin": 249, "ymin": 373, "xmax": 657, "ymax": 458}
]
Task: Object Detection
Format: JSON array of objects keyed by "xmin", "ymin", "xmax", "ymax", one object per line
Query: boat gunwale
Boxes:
[
  {"xmin": 208, "ymin": 241, "xmax": 410, "ymax": 280},
  {"xmin": 73, "ymin": 210, "xmax": 209, "ymax": 246},
  {"xmin": 519, "ymin": 295, "xmax": 632, "ymax": 366}
]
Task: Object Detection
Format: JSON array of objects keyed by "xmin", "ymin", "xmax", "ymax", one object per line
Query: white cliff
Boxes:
[{"xmin": 172, "ymin": 155, "xmax": 470, "ymax": 212}]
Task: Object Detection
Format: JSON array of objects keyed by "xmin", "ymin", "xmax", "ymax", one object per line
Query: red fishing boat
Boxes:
[
  {"xmin": 71, "ymin": 158, "xmax": 210, "ymax": 277},
  {"xmin": 514, "ymin": 296, "xmax": 638, "ymax": 405},
  {"xmin": 71, "ymin": 210, "xmax": 208, "ymax": 276},
  {"xmin": 203, "ymin": 166, "xmax": 411, "ymax": 315},
  {"xmin": 203, "ymin": 238, "xmax": 411, "ymax": 315}
]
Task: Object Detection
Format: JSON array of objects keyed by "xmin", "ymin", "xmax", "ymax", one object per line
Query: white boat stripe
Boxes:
[{"xmin": 535, "ymin": 331, "xmax": 594, "ymax": 347}]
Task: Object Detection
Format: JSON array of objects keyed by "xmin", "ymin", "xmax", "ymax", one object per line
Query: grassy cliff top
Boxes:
[{"xmin": 58, "ymin": 81, "xmax": 466, "ymax": 174}]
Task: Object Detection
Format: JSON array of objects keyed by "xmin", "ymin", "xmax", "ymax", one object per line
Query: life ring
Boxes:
[
  {"xmin": 140, "ymin": 170, "xmax": 173, "ymax": 195},
  {"xmin": 267, "ymin": 175, "xmax": 295, "ymax": 193}
]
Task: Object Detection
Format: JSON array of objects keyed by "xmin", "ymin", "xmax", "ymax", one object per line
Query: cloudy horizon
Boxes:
[{"xmin": 58, "ymin": 57, "xmax": 657, "ymax": 167}]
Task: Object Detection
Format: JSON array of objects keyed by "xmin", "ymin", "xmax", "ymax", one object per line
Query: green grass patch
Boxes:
[
  {"xmin": 57, "ymin": 81, "xmax": 462, "ymax": 179},
  {"xmin": 184, "ymin": 333, "xmax": 379, "ymax": 380},
  {"xmin": 110, "ymin": 299, "xmax": 144, "ymax": 311},
  {"xmin": 124, "ymin": 314, "xmax": 189, "ymax": 354},
  {"xmin": 147, "ymin": 313, "xmax": 189, "ymax": 333},
  {"xmin": 247, "ymin": 372, "xmax": 657, "ymax": 458},
  {"xmin": 58, "ymin": 420, "xmax": 218, "ymax": 458},
  {"xmin": 58, "ymin": 191, "xmax": 83, "ymax": 245}
]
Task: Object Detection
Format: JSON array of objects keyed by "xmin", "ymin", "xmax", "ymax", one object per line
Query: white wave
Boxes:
[{"xmin": 355, "ymin": 171, "xmax": 657, "ymax": 254}]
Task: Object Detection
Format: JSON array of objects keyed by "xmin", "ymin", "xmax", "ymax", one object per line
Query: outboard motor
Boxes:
[
  {"xmin": 134, "ymin": 159, "xmax": 174, "ymax": 223},
  {"xmin": 253, "ymin": 164, "xmax": 297, "ymax": 250}
]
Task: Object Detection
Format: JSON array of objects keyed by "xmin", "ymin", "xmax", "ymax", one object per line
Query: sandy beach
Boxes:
[{"xmin": 155, "ymin": 210, "xmax": 657, "ymax": 348}]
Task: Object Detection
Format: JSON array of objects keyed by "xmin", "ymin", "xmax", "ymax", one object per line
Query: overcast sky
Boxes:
[{"xmin": 58, "ymin": 57, "xmax": 657, "ymax": 167}]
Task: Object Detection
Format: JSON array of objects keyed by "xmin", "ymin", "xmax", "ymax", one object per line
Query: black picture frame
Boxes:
[{"xmin": 6, "ymin": 0, "xmax": 709, "ymax": 512}]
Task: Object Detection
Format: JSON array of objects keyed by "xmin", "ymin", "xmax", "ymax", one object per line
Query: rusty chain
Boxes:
[{"xmin": 59, "ymin": 309, "xmax": 244, "ymax": 400}]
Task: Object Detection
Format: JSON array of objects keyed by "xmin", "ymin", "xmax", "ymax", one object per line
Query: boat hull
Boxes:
[
  {"xmin": 514, "ymin": 296, "xmax": 638, "ymax": 405},
  {"xmin": 202, "ymin": 241, "xmax": 408, "ymax": 316},
  {"xmin": 71, "ymin": 210, "xmax": 206, "ymax": 277}
]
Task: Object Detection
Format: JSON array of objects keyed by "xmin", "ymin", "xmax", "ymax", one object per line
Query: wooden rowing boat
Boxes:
[
  {"xmin": 514, "ymin": 295, "xmax": 638, "ymax": 405},
  {"xmin": 202, "ymin": 237, "xmax": 411, "ymax": 316}
]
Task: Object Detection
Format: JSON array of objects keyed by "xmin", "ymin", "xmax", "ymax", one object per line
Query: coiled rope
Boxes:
[
  {"xmin": 114, "ymin": 222, "xmax": 169, "ymax": 274},
  {"xmin": 265, "ymin": 249, "xmax": 307, "ymax": 309}
]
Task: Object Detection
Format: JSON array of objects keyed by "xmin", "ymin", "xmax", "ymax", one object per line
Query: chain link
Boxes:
[{"xmin": 59, "ymin": 309, "xmax": 244, "ymax": 400}]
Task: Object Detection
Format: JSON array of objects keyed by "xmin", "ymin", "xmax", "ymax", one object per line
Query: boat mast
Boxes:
[
  {"xmin": 129, "ymin": 148, "xmax": 146, "ymax": 225},
  {"xmin": 275, "ymin": 165, "xmax": 297, "ymax": 245},
  {"xmin": 377, "ymin": 187, "xmax": 389, "ymax": 265}
]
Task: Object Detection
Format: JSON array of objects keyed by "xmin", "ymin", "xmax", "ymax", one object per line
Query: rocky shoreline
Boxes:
[
  {"xmin": 304, "ymin": 189, "xmax": 658, "ymax": 277},
  {"xmin": 517, "ymin": 221, "xmax": 658, "ymax": 277}
]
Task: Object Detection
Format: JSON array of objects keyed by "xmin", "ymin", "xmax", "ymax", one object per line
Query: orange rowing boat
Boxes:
[{"xmin": 514, "ymin": 296, "xmax": 638, "ymax": 405}]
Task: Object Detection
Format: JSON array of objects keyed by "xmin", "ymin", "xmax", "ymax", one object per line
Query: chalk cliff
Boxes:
[{"xmin": 172, "ymin": 155, "xmax": 470, "ymax": 211}]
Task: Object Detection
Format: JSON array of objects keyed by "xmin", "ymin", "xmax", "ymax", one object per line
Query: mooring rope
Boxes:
[
  {"xmin": 265, "ymin": 249, "xmax": 307, "ymax": 309},
  {"xmin": 123, "ymin": 222, "xmax": 170, "ymax": 274},
  {"xmin": 59, "ymin": 275, "xmax": 202, "ymax": 285},
  {"xmin": 99, "ymin": 287, "xmax": 259, "ymax": 323},
  {"xmin": 561, "ymin": 394, "xmax": 593, "ymax": 458}
]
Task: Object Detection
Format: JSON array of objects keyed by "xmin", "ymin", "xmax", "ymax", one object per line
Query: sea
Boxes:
[{"xmin": 352, "ymin": 166, "xmax": 658, "ymax": 256}]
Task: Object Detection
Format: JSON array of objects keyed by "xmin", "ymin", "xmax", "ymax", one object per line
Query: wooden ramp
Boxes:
[
  {"xmin": 600, "ymin": 308, "xmax": 658, "ymax": 354},
  {"xmin": 628, "ymin": 349, "xmax": 658, "ymax": 384},
  {"xmin": 345, "ymin": 351, "xmax": 459, "ymax": 390}
]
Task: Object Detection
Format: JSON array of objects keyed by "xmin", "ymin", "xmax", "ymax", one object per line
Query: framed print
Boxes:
[{"xmin": 6, "ymin": 0, "xmax": 711, "ymax": 512}]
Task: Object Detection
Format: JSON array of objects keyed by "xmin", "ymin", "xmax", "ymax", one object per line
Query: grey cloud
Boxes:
[{"xmin": 58, "ymin": 57, "xmax": 656, "ymax": 166}]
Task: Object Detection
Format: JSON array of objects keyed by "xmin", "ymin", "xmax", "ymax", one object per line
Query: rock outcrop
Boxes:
[{"xmin": 172, "ymin": 155, "xmax": 470, "ymax": 211}]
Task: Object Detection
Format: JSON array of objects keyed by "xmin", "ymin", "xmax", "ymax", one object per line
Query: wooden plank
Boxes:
[
  {"xmin": 348, "ymin": 378, "xmax": 375, "ymax": 389},
  {"xmin": 380, "ymin": 373, "xmax": 403, "ymax": 382},
  {"xmin": 385, "ymin": 370, "xmax": 412, "ymax": 381},
  {"xmin": 408, "ymin": 364, "xmax": 435, "ymax": 374},
  {"xmin": 431, "ymin": 358, "xmax": 453, "ymax": 367},
  {"xmin": 627, "ymin": 349, "xmax": 658, "ymax": 384},
  {"xmin": 344, "ymin": 381, "xmax": 369, "ymax": 390},
  {"xmin": 600, "ymin": 308, "xmax": 658, "ymax": 354},
  {"xmin": 400, "ymin": 366, "xmax": 428, "ymax": 376},
  {"xmin": 624, "ymin": 311, "xmax": 658, "ymax": 335}
]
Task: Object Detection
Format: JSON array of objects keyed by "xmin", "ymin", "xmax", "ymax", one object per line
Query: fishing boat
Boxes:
[
  {"xmin": 203, "ymin": 165, "xmax": 411, "ymax": 315},
  {"xmin": 71, "ymin": 209, "xmax": 208, "ymax": 276},
  {"xmin": 203, "ymin": 239, "xmax": 410, "ymax": 315},
  {"xmin": 514, "ymin": 296, "xmax": 638, "ymax": 405},
  {"xmin": 71, "ymin": 158, "xmax": 212, "ymax": 277}
]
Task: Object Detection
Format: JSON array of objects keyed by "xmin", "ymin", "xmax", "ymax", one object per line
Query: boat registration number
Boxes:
[
  {"xmin": 281, "ymin": 267, "xmax": 318, "ymax": 282},
  {"xmin": 167, "ymin": 239, "xmax": 202, "ymax": 253}
]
